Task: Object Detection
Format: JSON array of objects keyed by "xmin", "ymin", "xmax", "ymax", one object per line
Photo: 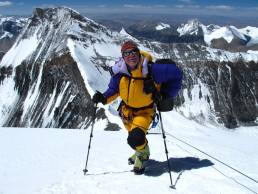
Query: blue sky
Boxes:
[{"xmin": 0, "ymin": 0, "xmax": 258, "ymax": 17}]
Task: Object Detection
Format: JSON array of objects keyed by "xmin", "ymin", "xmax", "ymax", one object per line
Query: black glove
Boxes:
[
  {"xmin": 152, "ymin": 92, "xmax": 170, "ymax": 104},
  {"xmin": 152, "ymin": 92, "xmax": 164, "ymax": 104},
  {"xmin": 92, "ymin": 91, "xmax": 107, "ymax": 104}
]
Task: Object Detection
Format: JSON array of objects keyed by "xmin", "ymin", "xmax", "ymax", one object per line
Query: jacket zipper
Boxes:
[{"xmin": 127, "ymin": 77, "xmax": 131, "ymax": 104}]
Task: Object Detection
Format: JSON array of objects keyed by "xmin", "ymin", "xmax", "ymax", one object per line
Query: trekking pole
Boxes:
[
  {"xmin": 158, "ymin": 110, "xmax": 175, "ymax": 189},
  {"xmin": 83, "ymin": 103, "xmax": 98, "ymax": 175}
]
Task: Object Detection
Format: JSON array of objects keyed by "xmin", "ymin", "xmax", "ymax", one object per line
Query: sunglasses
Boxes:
[{"xmin": 123, "ymin": 49, "xmax": 139, "ymax": 57}]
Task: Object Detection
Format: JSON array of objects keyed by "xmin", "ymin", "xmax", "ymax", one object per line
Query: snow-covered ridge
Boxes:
[
  {"xmin": 0, "ymin": 16, "xmax": 28, "ymax": 40},
  {"xmin": 156, "ymin": 22, "xmax": 170, "ymax": 30},
  {"xmin": 0, "ymin": 7, "xmax": 124, "ymax": 128},
  {"xmin": 177, "ymin": 19, "xmax": 258, "ymax": 47},
  {"xmin": 119, "ymin": 27, "xmax": 136, "ymax": 40},
  {"xmin": 177, "ymin": 19, "xmax": 203, "ymax": 36},
  {"xmin": 0, "ymin": 16, "xmax": 28, "ymax": 26},
  {"xmin": 0, "ymin": 31, "xmax": 13, "ymax": 39}
]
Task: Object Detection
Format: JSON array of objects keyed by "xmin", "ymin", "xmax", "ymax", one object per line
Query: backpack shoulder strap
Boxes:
[
  {"xmin": 147, "ymin": 61, "xmax": 153, "ymax": 78},
  {"xmin": 155, "ymin": 59, "xmax": 177, "ymax": 65}
]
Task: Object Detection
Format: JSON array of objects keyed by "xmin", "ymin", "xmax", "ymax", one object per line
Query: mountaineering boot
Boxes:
[
  {"xmin": 133, "ymin": 144, "xmax": 150, "ymax": 175},
  {"xmin": 128, "ymin": 151, "xmax": 137, "ymax": 165}
]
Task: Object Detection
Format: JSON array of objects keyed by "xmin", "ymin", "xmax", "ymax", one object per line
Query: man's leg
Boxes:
[
  {"xmin": 127, "ymin": 127, "xmax": 150, "ymax": 174},
  {"xmin": 127, "ymin": 114, "xmax": 152, "ymax": 174}
]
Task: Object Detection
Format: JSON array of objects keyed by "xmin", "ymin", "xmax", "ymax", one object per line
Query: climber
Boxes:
[{"xmin": 92, "ymin": 40, "xmax": 183, "ymax": 174}]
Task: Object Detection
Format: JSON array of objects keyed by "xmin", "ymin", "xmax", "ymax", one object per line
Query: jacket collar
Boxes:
[{"xmin": 111, "ymin": 54, "xmax": 149, "ymax": 77}]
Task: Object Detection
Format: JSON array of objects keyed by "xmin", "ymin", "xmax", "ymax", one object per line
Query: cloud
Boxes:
[
  {"xmin": 123, "ymin": 4, "xmax": 152, "ymax": 9},
  {"xmin": 123, "ymin": 4, "xmax": 143, "ymax": 8},
  {"xmin": 153, "ymin": 5, "xmax": 166, "ymax": 8},
  {"xmin": 179, "ymin": 0, "xmax": 192, "ymax": 3},
  {"xmin": 175, "ymin": 5, "xmax": 185, "ymax": 8},
  {"xmin": 189, "ymin": 5, "xmax": 200, "ymax": 9},
  {"xmin": 37, "ymin": 4, "xmax": 55, "ymax": 9},
  {"xmin": 0, "ymin": 1, "xmax": 12, "ymax": 6},
  {"xmin": 206, "ymin": 5, "xmax": 234, "ymax": 10},
  {"xmin": 74, "ymin": 3, "xmax": 258, "ymax": 17},
  {"xmin": 250, "ymin": 7, "xmax": 258, "ymax": 10},
  {"xmin": 175, "ymin": 5, "xmax": 200, "ymax": 9}
]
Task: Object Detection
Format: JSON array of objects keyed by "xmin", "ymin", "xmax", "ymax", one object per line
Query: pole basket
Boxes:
[{"xmin": 83, "ymin": 169, "xmax": 88, "ymax": 175}]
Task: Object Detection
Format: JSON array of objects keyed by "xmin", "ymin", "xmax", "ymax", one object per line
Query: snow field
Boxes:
[{"xmin": 1, "ymin": 112, "xmax": 258, "ymax": 194}]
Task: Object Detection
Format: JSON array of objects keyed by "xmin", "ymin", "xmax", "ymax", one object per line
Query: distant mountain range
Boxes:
[
  {"xmin": 94, "ymin": 16, "xmax": 258, "ymax": 53},
  {"xmin": 177, "ymin": 19, "xmax": 258, "ymax": 53},
  {"xmin": 123, "ymin": 19, "xmax": 258, "ymax": 53},
  {"xmin": 1, "ymin": 15, "xmax": 257, "ymax": 58},
  {"xmin": 0, "ymin": 17, "xmax": 28, "ymax": 57}
]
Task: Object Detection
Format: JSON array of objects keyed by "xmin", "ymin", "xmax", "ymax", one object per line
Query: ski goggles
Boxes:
[{"xmin": 123, "ymin": 49, "xmax": 139, "ymax": 57}]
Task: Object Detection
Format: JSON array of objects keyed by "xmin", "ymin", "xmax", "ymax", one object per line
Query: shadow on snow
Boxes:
[
  {"xmin": 85, "ymin": 156, "xmax": 214, "ymax": 184},
  {"xmin": 144, "ymin": 157, "xmax": 214, "ymax": 177}
]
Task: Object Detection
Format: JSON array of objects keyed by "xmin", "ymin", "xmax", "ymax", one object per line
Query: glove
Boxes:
[
  {"xmin": 92, "ymin": 91, "xmax": 107, "ymax": 104},
  {"xmin": 152, "ymin": 92, "xmax": 164, "ymax": 104}
]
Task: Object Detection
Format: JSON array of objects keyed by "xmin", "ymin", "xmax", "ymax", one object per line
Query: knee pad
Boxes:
[{"xmin": 127, "ymin": 127, "xmax": 146, "ymax": 150}]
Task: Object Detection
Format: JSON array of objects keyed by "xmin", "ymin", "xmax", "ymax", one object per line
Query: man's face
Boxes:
[{"xmin": 123, "ymin": 48, "xmax": 140, "ymax": 69}]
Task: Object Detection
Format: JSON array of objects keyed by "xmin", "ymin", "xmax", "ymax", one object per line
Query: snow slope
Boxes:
[
  {"xmin": 1, "ymin": 111, "xmax": 257, "ymax": 194},
  {"xmin": 156, "ymin": 23, "xmax": 170, "ymax": 31}
]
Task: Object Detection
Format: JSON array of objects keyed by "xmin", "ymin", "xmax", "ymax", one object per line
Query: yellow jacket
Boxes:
[{"xmin": 106, "ymin": 51, "xmax": 161, "ymax": 108}]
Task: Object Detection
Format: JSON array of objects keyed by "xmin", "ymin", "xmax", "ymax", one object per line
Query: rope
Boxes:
[
  {"xmin": 120, "ymin": 109, "xmax": 258, "ymax": 186},
  {"xmin": 165, "ymin": 132, "xmax": 258, "ymax": 185},
  {"xmin": 165, "ymin": 137, "xmax": 258, "ymax": 194}
]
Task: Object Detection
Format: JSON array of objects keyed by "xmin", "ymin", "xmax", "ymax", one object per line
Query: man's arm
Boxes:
[
  {"xmin": 152, "ymin": 63, "xmax": 183, "ymax": 99},
  {"xmin": 103, "ymin": 73, "xmax": 121, "ymax": 104}
]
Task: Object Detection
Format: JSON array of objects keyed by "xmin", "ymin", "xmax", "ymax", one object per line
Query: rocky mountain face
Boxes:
[
  {"xmin": 0, "ymin": 7, "xmax": 121, "ymax": 130},
  {"xmin": 0, "ymin": 7, "xmax": 257, "ymax": 129},
  {"xmin": 0, "ymin": 17, "xmax": 27, "ymax": 59},
  {"xmin": 182, "ymin": 56, "xmax": 257, "ymax": 128},
  {"xmin": 143, "ymin": 42, "xmax": 258, "ymax": 128}
]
